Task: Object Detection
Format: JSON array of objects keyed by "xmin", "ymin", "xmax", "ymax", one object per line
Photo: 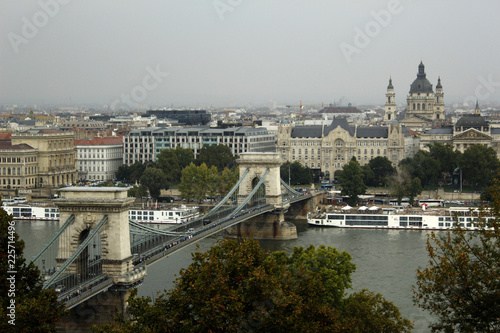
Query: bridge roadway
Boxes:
[
  {"xmin": 58, "ymin": 193, "xmax": 313, "ymax": 309},
  {"xmin": 133, "ymin": 192, "xmax": 313, "ymax": 268}
]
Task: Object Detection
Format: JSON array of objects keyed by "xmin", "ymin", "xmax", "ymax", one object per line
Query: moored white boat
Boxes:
[
  {"xmin": 2, "ymin": 203, "xmax": 60, "ymax": 221},
  {"xmin": 308, "ymin": 207, "xmax": 495, "ymax": 230},
  {"xmin": 128, "ymin": 205, "xmax": 199, "ymax": 224}
]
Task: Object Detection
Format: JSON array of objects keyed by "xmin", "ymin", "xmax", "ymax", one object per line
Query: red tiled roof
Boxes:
[
  {"xmin": 0, "ymin": 142, "xmax": 35, "ymax": 150},
  {"xmin": 0, "ymin": 132, "xmax": 12, "ymax": 140},
  {"xmin": 74, "ymin": 136, "xmax": 123, "ymax": 146}
]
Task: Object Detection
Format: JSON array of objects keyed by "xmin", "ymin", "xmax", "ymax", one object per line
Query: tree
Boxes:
[
  {"xmin": 0, "ymin": 207, "xmax": 67, "ymax": 332},
  {"xmin": 338, "ymin": 158, "xmax": 366, "ymax": 205},
  {"xmin": 280, "ymin": 161, "xmax": 313, "ymax": 186},
  {"xmin": 140, "ymin": 167, "xmax": 169, "ymax": 200},
  {"xmin": 367, "ymin": 156, "xmax": 395, "ymax": 187},
  {"xmin": 343, "ymin": 289, "xmax": 413, "ymax": 333},
  {"xmin": 460, "ymin": 144, "xmax": 500, "ymax": 189},
  {"xmin": 426, "ymin": 142, "xmax": 461, "ymax": 182},
  {"xmin": 196, "ymin": 145, "xmax": 236, "ymax": 171},
  {"xmin": 156, "ymin": 149, "xmax": 182, "ymax": 184},
  {"xmin": 94, "ymin": 239, "xmax": 412, "ymax": 333},
  {"xmin": 127, "ymin": 185, "xmax": 148, "ymax": 199},
  {"xmin": 389, "ymin": 166, "xmax": 422, "ymax": 205},
  {"xmin": 178, "ymin": 163, "xmax": 198, "ymax": 202},
  {"xmin": 399, "ymin": 150, "xmax": 440, "ymax": 187},
  {"xmin": 413, "ymin": 174, "xmax": 500, "ymax": 332},
  {"xmin": 173, "ymin": 146, "xmax": 194, "ymax": 170},
  {"xmin": 217, "ymin": 167, "xmax": 239, "ymax": 198}
]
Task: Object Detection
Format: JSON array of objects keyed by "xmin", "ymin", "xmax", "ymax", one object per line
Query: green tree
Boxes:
[
  {"xmin": 361, "ymin": 164, "xmax": 375, "ymax": 187},
  {"xmin": 389, "ymin": 166, "xmax": 423, "ymax": 205},
  {"xmin": 173, "ymin": 146, "xmax": 194, "ymax": 170},
  {"xmin": 338, "ymin": 158, "xmax": 366, "ymax": 205},
  {"xmin": 178, "ymin": 163, "xmax": 198, "ymax": 202},
  {"xmin": 217, "ymin": 167, "xmax": 239, "ymax": 197},
  {"xmin": 140, "ymin": 167, "xmax": 169, "ymax": 200},
  {"xmin": 94, "ymin": 239, "xmax": 412, "ymax": 333},
  {"xmin": 0, "ymin": 207, "xmax": 67, "ymax": 332},
  {"xmin": 196, "ymin": 145, "xmax": 236, "ymax": 171},
  {"xmin": 460, "ymin": 144, "xmax": 500, "ymax": 189},
  {"xmin": 399, "ymin": 150, "xmax": 440, "ymax": 187},
  {"xmin": 367, "ymin": 156, "xmax": 395, "ymax": 187},
  {"xmin": 426, "ymin": 142, "xmax": 462, "ymax": 182},
  {"xmin": 413, "ymin": 174, "xmax": 500, "ymax": 332},
  {"xmin": 343, "ymin": 289, "xmax": 413, "ymax": 333},
  {"xmin": 156, "ymin": 149, "xmax": 182, "ymax": 184},
  {"xmin": 280, "ymin": 161, "xmax": 313, "ymax": 185},
  {"xmin": 127, "ymin": 185, "xmax": 148, "ymax": 198}
]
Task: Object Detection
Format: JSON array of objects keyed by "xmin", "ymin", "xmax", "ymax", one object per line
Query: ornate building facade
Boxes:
[
  {"xmin": 277, "ymin": 118, "xmax": 418, "ymax": 181},
  {"xmin": 419, "ymin": 102, "xmax": 500, "ymax": 157},
  {"xmin": 10, "ymin": 129, "xmax": 77, "ymax": 188},
  {"xmin": 386, "ymin": 62, "xmax": 445, "ymax": 130}
]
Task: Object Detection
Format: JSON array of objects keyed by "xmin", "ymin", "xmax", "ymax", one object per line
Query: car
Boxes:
[
  {"xmin": 55, "ymin": 285, "xmax": 65, "ymax": 293},
  {"xmin": 187, "ymin": 228, "xmax": 195, "ymax": 233}
]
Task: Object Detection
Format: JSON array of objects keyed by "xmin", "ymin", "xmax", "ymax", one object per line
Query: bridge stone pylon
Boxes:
[
  {"xmin": 228, "ymin": 152, "xmax": 296, "ymax": 240},
  {"xmin": 55, "ymin": 187, "xmax": 145, "ymax": 284},
  {"xmin": 237, "ymin": 152, "xmax": 289, "ymax": 209}
]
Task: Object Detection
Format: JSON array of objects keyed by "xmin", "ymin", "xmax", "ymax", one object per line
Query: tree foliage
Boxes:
[
  {"xmin": 178, "ymin": 163, "xmax": 218, "ymax": 202},
  {"xmin": 389, "ymin": 166, "xmax": 422, "ymax": 205},
  {"xmin": 426, "ymin": 142, "xmax": 462, "ymax": 182},
  {"xmin": 140, "ymin": 167, "xmax": 169, "ymax": 200},
  {"xmin": 94, "ymin": 238, "xmax": 413, "ymax": 333},
  {"xmin": 156, "ymin": 149, "xmax": 182, "ymax": 184},
  {"xmin": 364, "ymin": 156, "xmax": 395, "ymax": 187},
  {"xmin": 460, "ymin": 144, "xmax": 500, "ymax": 189},
  {"xmin": 414, "ymin": 174, "xmax": 500, "ymax": 332},
  {"xmin": 196, "ymin": 145, "xmax": 236, "ymax": 171},
  {"xmin": 399, "ymin": 150, "xmax": 440, "ymax": 187},
  {"xmin": 0, "ymin": 207, "xmax": 67, "ymax": 332},
  {"xmin": 280, "ymin": 161, "xmax": 313, "ymax": 186},
  {"xmin": 127, "ymin": 185, "xmax": 148, "ymax": 199},
  {"xmin": 338, "ymin": 158, "xmax": 366, "ymax": 205}
]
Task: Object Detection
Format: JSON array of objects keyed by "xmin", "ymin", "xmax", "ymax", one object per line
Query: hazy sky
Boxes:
[{"xmin": 2, "ymin": 0, "xmax": 500, "ymax": 108}]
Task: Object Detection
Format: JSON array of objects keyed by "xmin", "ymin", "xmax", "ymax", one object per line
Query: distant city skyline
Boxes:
[{"xmin": 2, "ymin": 1, "xmax": 500, "ymax": 108}]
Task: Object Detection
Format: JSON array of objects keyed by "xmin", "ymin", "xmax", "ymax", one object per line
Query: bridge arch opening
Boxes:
[
  {"xmin": 76, "ymin": 228, "xmax": 102, "ymax": 285},
  {"xmin": 251, "ymin": 177, "xmax": 266, "ymax": 207}
]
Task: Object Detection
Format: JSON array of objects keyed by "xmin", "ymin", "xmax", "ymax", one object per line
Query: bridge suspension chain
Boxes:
[
  {"xmin": 228, "ymin": 168, "xmax": 270, "ymax": 218},
  {"xmin": 43, "ymin": 215, "xmax": 108, "ymax": 289},
  {"xmin": 31, "ymin": 214, "xmax": 75, "ymax": 264},
  {"xmin": 129, "ymin": 220, "xmax": 187, "ymax": 236},
  {"xmin": 202, "ymin": 168, "xmax": 250, "ymax": 220}
]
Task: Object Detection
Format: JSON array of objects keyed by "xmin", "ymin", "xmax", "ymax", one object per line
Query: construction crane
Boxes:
[{"xmin": 285, "ymin": 100, "xmax": 324, "ymax": 117}]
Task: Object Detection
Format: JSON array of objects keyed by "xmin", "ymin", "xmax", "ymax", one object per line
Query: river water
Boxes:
[{"xmin": 17, "ymin": 219, "xmax": 435, "ymax": 332}]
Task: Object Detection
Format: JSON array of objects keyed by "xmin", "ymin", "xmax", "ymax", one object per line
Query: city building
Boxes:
[
  {"xmin": 0, "ymin": 142, "xmax": 38, "ymax": 190},
  {"xmin": 10, "ymin": 128, "xmax": 77, "ymax": 188},
  {"xmin": 74, "ymin": 136, "xmax": 123, "ymax": 181},
  {"xmin": 419, "ymin": 102, "xmax": 500, "ymax": 157},
  {"xmin": 145, "ymin": 109, "xmax": 211, "ymax": 126},
  {"xmin": 276, "ymin": 117, "xmax": 418, "ymax": 181},
  {"xmin": 123, "ymin": 126, "xmax": 276, "ymax": 165},
  {"xmin": 385, "ymin": 62, "xmax": 445, "ymax": 130}
]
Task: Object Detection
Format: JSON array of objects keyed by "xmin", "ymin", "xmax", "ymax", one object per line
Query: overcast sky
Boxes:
[{"xmin": 1, "ymin": 0, "xmax": 500, "ymax": 109}]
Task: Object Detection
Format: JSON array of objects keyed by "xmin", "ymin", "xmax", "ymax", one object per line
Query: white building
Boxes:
[
  {"xmin": 74, "ymin": 136, "xmax": 123, "ymax": 181},
  {"xmin": 123, "ymin": 126, "xmax": 276, "ymax": 165}
]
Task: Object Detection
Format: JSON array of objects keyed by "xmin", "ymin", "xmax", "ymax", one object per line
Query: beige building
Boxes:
[
  {"xmin": 0, "ymin": 142, "xmax": 38, "ymax": 190},
  {"xmin": 11, "ymin": 128, "xmax": 77, "ymax": 188},
  {"xmin": 277, "ymin": 117, "xmax": 418, "ymax": 181},
  {"xmin": 387, "ymin": 62, "xmax": 445, "ymax": 130},
  {"xmin": 419, "ymin": 102, "xmax": 500, "ymax": 157}
]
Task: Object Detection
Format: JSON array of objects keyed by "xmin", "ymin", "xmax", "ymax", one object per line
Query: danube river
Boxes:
[{"xmin": 17, "ymin": 219, "xmax": 435, "ymax": 332}]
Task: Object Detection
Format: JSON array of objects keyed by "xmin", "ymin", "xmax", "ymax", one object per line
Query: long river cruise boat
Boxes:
[
  {"xmin": 308, "ymin": 206, "xmax": 495, "ymax": 230},
  {"xmin": 2, "ymin": 202, "xmax": 199, "ymax": 224}
]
